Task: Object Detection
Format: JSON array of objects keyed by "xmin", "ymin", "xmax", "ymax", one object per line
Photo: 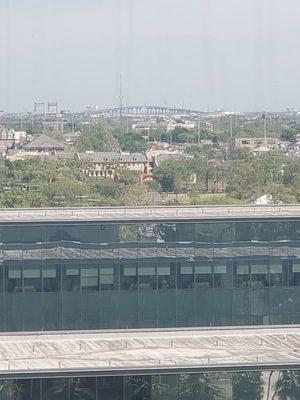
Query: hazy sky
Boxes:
[{"xmin": 0, "ymin": 0, "xmax": 300, "ymax": 112}]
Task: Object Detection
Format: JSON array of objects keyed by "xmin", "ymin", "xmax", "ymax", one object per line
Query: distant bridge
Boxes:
[{"xmin": 98, "ymin": 105, "xmax": 205, "ymax": 117}]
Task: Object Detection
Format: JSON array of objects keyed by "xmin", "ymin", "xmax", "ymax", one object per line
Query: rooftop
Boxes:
[
  {"xmin": 78, "ymin": 152, "xmax": 148, "ymax": 163},
  {"xmin": 0, "ymin": 205, "xmax": 299, "ymax": 224},
  {"xmin": 23, "ymin": 134, "xmax": 65, "ymax": 150},
  {"xmin": 154, "ymin": 153, "xmax": 192, "ymax": 165},
  {"xmin": 0, "ymin": 325, "xmax": 300, "ymax": 377}
]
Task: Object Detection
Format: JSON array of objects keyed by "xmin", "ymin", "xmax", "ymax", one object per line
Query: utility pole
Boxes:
[
  {"xmin": 229, "ymin": 114, "xmax": 233, "ymax": 152},
  {"xmin": 72, "ymin": 112, "xmax": 75, "ymax": 134},
  {"xmin": 147, "ymin": 107, "xmax": 150, "ymax": 144},
  {"xmin": 262, "ymin": 114, "xmax": 267, "ymax": 146},
  {"xmin": 119, "ymin": 74, "xmax": 123, "ymax": 120},
  {"xmin": 197, "ymin": 112, "xmax": 201, "ymax": 146}
]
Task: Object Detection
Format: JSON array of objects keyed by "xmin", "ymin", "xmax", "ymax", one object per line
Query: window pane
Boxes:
[
  {"xmin": 214, "ymin": 265, "xmax": 227, "ymax": 274},
  {"xmin": 81, "ymin": 277, "xmax": 98, "ymax": 287},
  {"xmin": 234, "ymin": 262, "xmax": 250, "ymax": 288},
  {"xmin": 139, "ymin": 267, "xmax": 156, "ymax": 276},
  {"xmin": 270, "ymin": 264, "xmax": 282, "ymax": 274},
  {"xmin": 157, "ymin": 266, "xmax": 170, "ymax": 276},
  {"xmin": 23, "ymin": 269, "xmax": 41, "ymax": 278},
  {"xmin": 63, "ymin": 265, "xmax": 80, "ymax": 291},
  {"xmin": 8, "ymin": 269, "xmax": 21, "ymax": 279},
  {"xmin": 195, "ymin": 266, "xmax": 211, "ymax": 274},
  {"xmin": 252, "ymin": 265, "xmax": 268, "ymax": 274},
  {"xmin": 43, "ymin": 265, "xmax": 60, "ymax": 292},
  {"xmin": 100, "ymin": 275, "xmax": 113, "ymax": 284},
  {"xmin": 237, "ymin": 265, "xmax": 249, "ymax": 275},
  {"xmin": 43, "ymin": 268, "xmax": 56, "ymax": 278},
  {"xmin": 124, "ymin": 267, "xmax": 137, "ymax": 276},
  {"xmin": 81, "ymin": 268, "xmax": 98, "ymax": 277},
  {"xmin": 181, "ymin": 266, "xmax": 193, "ymax": 274},
  {"xmin": 67, "ymin": 268, "xmax": 79, "ymax": 276},
  {"xmin": 100, "ymin": 265, "xmax": 115, "ymax": 290},
  {"xmin": 293, "ymin": 264, "xmax": 300, "ymax": 273}
]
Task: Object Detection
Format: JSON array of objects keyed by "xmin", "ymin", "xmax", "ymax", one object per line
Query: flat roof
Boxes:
[
  {"xmin": 0, "ymin": 325, "xmax": 300, "ymax": 378},
  {"xmin": 0, "ymin": 205, "xmax": 299, "ymax": 224}
]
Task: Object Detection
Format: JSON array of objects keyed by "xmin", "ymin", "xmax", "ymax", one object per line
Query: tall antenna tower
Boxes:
[{"xmin": 119, "ymin": 75, "xmax": 123, "ymax": 120}]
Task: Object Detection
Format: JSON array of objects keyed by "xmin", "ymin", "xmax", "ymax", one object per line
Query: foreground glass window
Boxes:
[
  {"xmin": 177, "ymin": 262, "xmax": 194, "ymax": 289},
  {"xmin": 289, "ymin": 262, "xmax": 300, "ymax": 286},
  {"xmin": 43, "ymin": 265, "xmax": 61, "ymax": 292},
  {"xmin": 157, "ymin": 263, "xmax": 175, "ymax": 290},
  {"xmin": 0, "ymin": 369, "xmax": 298, "ymax": 399},
  {"xmin": 195, "ymin": 263, "xmax": 213, "ymax": 288},
  {"xmin": 233, "ymin": 261, "xmax": 250, "ymax": 288},
  {"xmin": 81, "ymin": 266, "xmax": 99, "ymax": 291},
  {"xmin": 23, "ymin": 267, "xmax": 42, "ymax": 292},
  {"xmin": 139, "ymin": 263, "xmax": 157, "ymax": 290},
  {"xmin": 120, "ymin": 262, "xmax": 138, "ymax": 290},
  {"xmin": 270, "ymin": 261, "xmax": 285, "ymax": 287},
  {"xmin": 6, "ymin": 266, "xmax": 22, "ymax": 293},
  {"xmin": 0, "ymin": 217, "xmax": 299, "ymax": 332},
  {"xmin": 176, "ymin": 223, "xmax": 194, "ymax": 242},
  {"xmin": 119, "ymin": 224, "xmax": 140, "ymax": 243},
  {"xmin": 195, "ymin": 223, "xmax": 214, "ymax": 243},
  {"xmin": 251, "ymin": 261, "xmax": 269, "ymax": 288},
  {"xmin": 214, "ymin": 262, "xmax": 231, "ymax": 288},
  {"xmin": 100, "ymin": 264, "xmax": 116, "ymax": 290},
  {"xmin": 63, "ymin": 265, "xmax": 80, "ymax": 291}
]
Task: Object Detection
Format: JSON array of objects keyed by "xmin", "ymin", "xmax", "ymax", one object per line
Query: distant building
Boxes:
[
  {"xmin": 63, "ymin": 131, "xmax": 83, "ymax": 145},
  {"xmin": 166, "ymin": 120, "xmax": 196, "ymax": 132},
  {"xmin": 235, "ymin": 137, "xmax": 279, "ymax": 150},
  {"xmin": 153, "ymin": 152, "xmax": 193, "ymax": 168},
  {"xmin": 22, "ymin": 134, "xmax": 65, "ymax": 154},
  {"xmin": 252, "ymin": 146, "xmax": 272, "ymax": 156},
  {"xmin": 78, "ymin": 151, "xmax": 149, "ymax": 178},
  {"xmin": 131, "ymin": 122, "xmax": 150, "ymax": 132},
  {"xmin": 0, "ymin": 127, "xmax": 27, "ymax": 153},
  {"xmin": 6, "ymin": 134, "xmax": 66, "ymax": 161}
]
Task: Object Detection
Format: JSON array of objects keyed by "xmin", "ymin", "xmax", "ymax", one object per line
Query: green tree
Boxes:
[
  {"xmin": 226, "ymin": 159, "xmax": 265, "ymax": 199},
  {"xmin": 91, "ymin": 178, "xmax": 122, "ymax": 198},
  {"xmin": 179, "ymin": 373, "xmax": 225, "ymax": 400},
  {"xmin": 45, "ymin": 179, "xmax": 88, "ymax": 206},
  {"xmin": 273, "ymin": 370, "xmax": 300, "ymax": 400},
  {"xmin": 232, "ymin": 372, "xmax": 263, "ymax": 400},
  {"xmin": 154, "ymin": 160, "xmax": 191, "ymax": 193}
]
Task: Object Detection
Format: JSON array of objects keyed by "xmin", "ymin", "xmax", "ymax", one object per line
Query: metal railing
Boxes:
[{"xmin": 0, "ymin": 204, "xmax": 299, "ymax": 222}]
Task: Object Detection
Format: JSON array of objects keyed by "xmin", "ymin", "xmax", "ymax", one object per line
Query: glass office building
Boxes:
[
  {"xmin": 0, "ymin": 369, "xmax": 299, "ymax": 400},
  {"xmin": 0, "ymin": 206, "xmax": 299, "ymax": 332}
]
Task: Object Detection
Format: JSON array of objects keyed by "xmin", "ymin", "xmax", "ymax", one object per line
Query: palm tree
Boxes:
[
  {"xmin": 272, "ymin": 370, "xmax": 300, "ymax": 400},
  {"xmin": 232, "ymin": 371, "xmax": 263, "ymax": 400},
  {"xmin": 178, "ymin": 373, "xmax": 225, "ymax": 400}
]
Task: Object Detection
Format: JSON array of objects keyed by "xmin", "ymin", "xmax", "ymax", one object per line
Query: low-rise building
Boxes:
[
  {"xmin": 6, "ymin": 134, "xmax": 66, "ymax": 161},
  {"xmin": 153, "ymin": 152, "xmax": 193, "ymax": 168},
  {"xmin": 235, "ymin": 137, "xmax": 279, "ymax": 150},
  {"xmin": 22, "ymin": 134, "xmax": 65, "ymax": 154},
  {"xmin": 0, "ymin": 127, "xmax": 27, "ymax": 153},
  {"xmin": 166, "ymin": 119, "xmax": 196, "ymax": 132},
  {"xmin": 78, "ymin": 151, "xmax": 149, "ymax": 178}
]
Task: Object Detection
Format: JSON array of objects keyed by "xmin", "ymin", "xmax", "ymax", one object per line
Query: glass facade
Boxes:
[
  {"xmin": 0, "ymin": 218, "xmax": 299, "ymax": 331},
  {"xmin": 0, "ymin": 369, "xmax": 299, "ymax": 399}
]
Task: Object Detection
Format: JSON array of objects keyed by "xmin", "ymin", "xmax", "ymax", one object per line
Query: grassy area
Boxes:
[{"xmin": 189, "ymin": 193, "xmax": 248, "ymax": 205}]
